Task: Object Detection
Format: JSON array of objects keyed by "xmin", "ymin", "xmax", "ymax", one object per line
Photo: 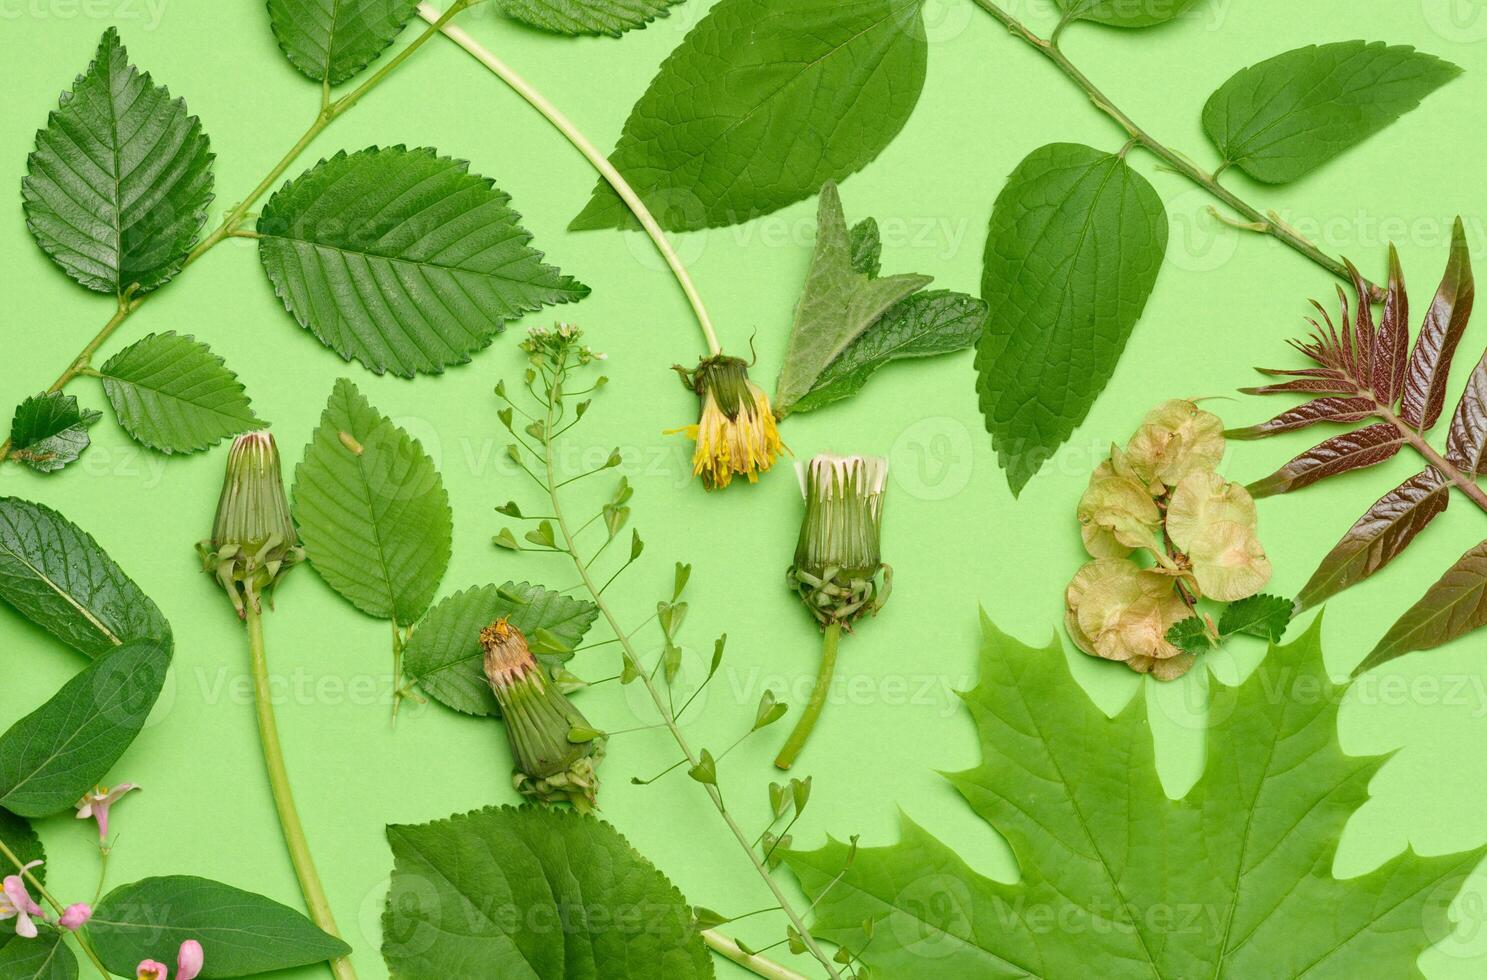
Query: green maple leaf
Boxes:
[{"xmin": 787, "ymin": 615, "xmax": 1484, "ymax": 977}]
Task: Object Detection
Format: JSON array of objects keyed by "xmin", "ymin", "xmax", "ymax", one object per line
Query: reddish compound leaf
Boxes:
[
  {"xmin": 1400, "ymin": 218, "xmax": 1475, "ymax": 428},
  {"xmin": 1226, "ymin": 396, "xmax": 1375, "ymax": 440},
  {"xmin": 1241, "ymin": 375, "xmax": 1359, "ymax": 396},
  {"xmin": 1446, "ymin": 349, "xmax": 1487, "ymax": 475},
  {"xmin": 1356, "ymin": 539, "xmax": 1487, "ymax": 674},
  {"xmin": 1295, "ymin": 468, "xmax": 1449, "ymax": 611},
  {"xmin": 1371, "ymin": 247, "xmax": 1409, "ymax": 408},
  {"xmin": 1248, "ymin": 423, "xmax": 1405, "ymax": 498}
]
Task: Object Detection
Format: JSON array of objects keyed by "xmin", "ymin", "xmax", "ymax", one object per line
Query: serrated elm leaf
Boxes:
[
  {"xmin": 1165, "ymin": 616, "xmax": 1212, "ymax": 653},
  {"xmin": 1446, "ymin": 350, "xmax": 1487, "ymax": 475},
  {"xmin": 1217, "ymin": 594, "xmax": 1292, "ymax": 641},
  {"xmin": 291, "ymin": 379, "xmax": 451, "ymax": 623},
  {"xmin": 1247, "ymin": 422, "xmax": 1404, "ymax": 498},
  {"xmin": 1357, "ymin": 540, "xmax": 1487, "ymax": 674},
  {"xmin": 1402, "ymin": 218, "xmax": 1475, "ymax": 429},
  {"xmin": 493, "ymin": 0, "xmax": 684, "ymax": 36},
  {"xmin": 257, "ymin": 146, "xmax": 588, "ymax": 377},
  {"xmin": 267, "ymin": 0, "xmax": 419, "ymax": 85},
  {"xmin": 7, "ymin": 393, "xmax": 100, "ymax": 473},
  {"xmin": 570, "ymin": 0, "xmax": 927, "ymax": 232},
  {"xmin": 787, "ymin": 617, "xmax": 1485, "ymax": 976},
  {"xmin": 98, "ymin": 332, "xmax": 259, "ymax": 453},
  {"xmin": 1202, "ymin": 41, "xmax": 1461, "ymax": 184},
  {"xmin": 1296, "ymin": 469, "xmax": 1450, "ymax": 612},
  {"xmin": 23, "ymin": 29, "xmax": 213, "ymax": 295},
  {"xmin": 1056, "ymin": 0, "xmax": 1195, "ymax": 27},
  {"xmin": 976, "ymin": 143, "xmax": 1167, "ymax": 496}
]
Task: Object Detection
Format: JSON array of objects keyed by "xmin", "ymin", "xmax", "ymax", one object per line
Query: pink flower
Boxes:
[
  {"xmin": 0, "ymin": 861, "xmax": 47, "ymax": 938},
  {"xmin": 59, "ymin": 903, "xmax": 92, "ymax": 930},
  {"xmin": 136, "ymin": 961, "xmax": 169, "ymax": 980},
  {"xmin": 134, "ymin": 940, "xmax": 204, "ymax": 980},
  {"xmin": 76, "ymin": 783, "xmax": 139, "ymax": 840}
]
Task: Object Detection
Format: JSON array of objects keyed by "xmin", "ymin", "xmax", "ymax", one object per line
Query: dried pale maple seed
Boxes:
[
  {"xmin": 1124, "ymin": 399, "xmax": 1226, "ymax": 493},
  {"xmin": 1077, "ymin": 471, "xmax": 1162, "ymax": 559},
  {"xmin": 1065, "ymin": 559, "xmax": 1192, "ymax": 679},
  {"xmin": 1165, "ymin": 471, "xmax": 1258, "ymax": 548},
  {"xmin": 1185, "ymin": 520, "xmax": 1273, "ymax": 602}
]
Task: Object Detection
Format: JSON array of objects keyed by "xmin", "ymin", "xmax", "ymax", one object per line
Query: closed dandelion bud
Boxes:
[
  {"xmin": 481, "ymin": 618, "xmax": 604, "ymax": 812},
  {"xmin": 670, "ymin": 354, "xmax": 786, "ymax": 490},
  {"xmin": 197, "ymin": 431, "xmax": 304, "ymax": 618},
  {"xmin": 788, "ymin": 454, "xmax": 890, "ymax": 628}
]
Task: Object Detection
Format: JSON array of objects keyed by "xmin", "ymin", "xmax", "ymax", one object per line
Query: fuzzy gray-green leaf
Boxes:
[
  {"xmin": 99, "ymin": 332, "xmax": 259, "ymax": 453},
  {"xmin": 494, "ymin": 0, "xmax": 684, "ymax": 36},
  {"xmin": 7, "ymin": 393, "xmax": 100, "ymax": 473},
  {"xmin": 1203, "ymin": 41, "xmax": 1461, "ymax": 184},
  {"xmin": 267, "ymin": 0, "xmax": 420, "ymax": 85}
]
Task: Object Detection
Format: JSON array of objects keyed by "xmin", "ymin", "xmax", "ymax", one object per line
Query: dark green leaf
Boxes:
[
  {"xmin": 402, "ymin": 582, "xmax": 598, "ymax": 716},
  {"xmin": 0, "ymin": 931, "xmax": 76, "ymax": 980},
  {"xmin": 848, "ymin": 218, "xmax": 881, "ymax": 277},
  {"xmin": 1217, "ymin": 593, "xmax": 1293, "ymax": 641},
  {"xmin": 793, "ymin": 290, "xmax": 986, "ymax": 413},
  {"xmin": 23, "ymin": 28, "xmax": 213, "ymax": 294},
  {"xmin": 570, "ymin": 0, "xmax": 928, "ymax": 232},
  {"xmin": 90, "ymin": 876, "xmax": 350, "ymax": 977},
  {"xmin": 98, "ymin": 332, "xmax": 259, "ymax": 454},
  {"xmin": 1202, "ymin": 41, "xmax": 1461, "ymax": 184},
  {"xmin": 0, "ymin": 808, "xmax": 44, "ymax": 880},
  {"xmin": 0, "ymin": 498, "xmax": 169, "ymax": 657},
  {"xmin": 258, "ymin": 147, "xmax": 587, "ymax": 377},
  {"xmin": 7, "ymin": 393, "xmax": 100, "ymax": 473},
  {"xmin": 1056, "ymin": 0, "xmax": 1195, "ymax": 27},
  {"xmin": 0, "ymin": 638, "xmax": 170, "ymax": 817},
  {"xmin": 383, "ymin": 805, "xmax": 713, "ymax": 978},
  {"xmin": 775, "ymin": 183, "xmax": 931, "ymax": 415},
  {"xmin": 267, "ymin": 0, "xmax": 420, "ymax": 85},
  {"xmin": 1358, "ymin": 540, "xmax": 1487, "ymax": 674},
  {"xmin": 976, "ymin": 143, "xmax": 1167, "ymax": 495},
  {"xmin": 1164, "ymin": 616, "xmax": 1212, "ymax": 653},
  {"xmin": 494, "ymin": 0, "xmax": 684, "ymax": 36},
  {"xmin": 292, "ymin": 379, "xmax": 452, "ymax": 623}
]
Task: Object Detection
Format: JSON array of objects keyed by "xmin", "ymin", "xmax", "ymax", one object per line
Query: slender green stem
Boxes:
[
  {"xmin": 0, "ymin": 0, "xmax": 475, "ymax": 468},
  {"xmin": 537, "ymin": 355, "xmax": 839, "ymax": 980},
  {"xmin": 417, "ymin": 2, "xmax": 723, "ymax": 357},
  {"xmin": 702, "ymin": 929, "xmax": 812, "ymax": 980},
  {"xmin": 967, "ymin": 0, "xmax": 1381, "ymax": 301},
  {"xmin": 245, "ymin": 602, "xmax": 358, "ymax": 980},
  {"xmin": 773, "ymin": 624, "xmax": 841, "ymax": 771},
  {"xmin": 0, "ymin": 837, "xmax": 112, "ymax": 978}
]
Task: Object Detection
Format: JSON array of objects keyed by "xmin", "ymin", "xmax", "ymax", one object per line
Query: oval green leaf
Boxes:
[
  {"xmin": 267, "ymin": 0, "xmax": 420, "ymax": 86},
  {"xmin": 494, "ymin": 0, "xmax": 684, "ymax": 36},
  {"xmin": 99, "ymin": 332, "xmax": 260, "ymax": 454},
  {"xmin": 6, "ymin": 393, "xmax": 100, "ymax": 474}
]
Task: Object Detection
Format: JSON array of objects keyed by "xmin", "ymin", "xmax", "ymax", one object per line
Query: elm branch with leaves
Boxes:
[{"xmin": 1232, "ymin": 220, "xmax": 1487, "ymax": 673}]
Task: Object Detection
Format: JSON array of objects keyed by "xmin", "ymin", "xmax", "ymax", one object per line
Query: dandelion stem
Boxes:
[{"xmin": 773, "ymin": 624, "xmax": 841, "ymax": 771}]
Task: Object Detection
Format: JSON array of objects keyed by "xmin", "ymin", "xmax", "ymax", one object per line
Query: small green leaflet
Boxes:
[
  {"xmin": 0, "ymin": 497, "xmax": 170, "ymax": 657},
  {"xmin": 976, "ymin": 142, "xmax": 1167, "ymax": 496},
  {"xmin": 494, "ymin": 0, "xmax": 684, "ymax": 36},
  {"xmin": 6, "ymin": 393, "xmax": 100, "ymax": 473},
  {"xmin": 1165, "ymin": 615, "xmax": 1211, "ymax": 653},
  {"xmin": 0, "ymin": 637, "xmax": 171, "ymax": 817},
  {"xmin": 570, "ymin": 0, "xmax": 928, "ymax": 231},
  {"xmin": 0, "ymin": 931, "xmax": 76, "ymax": 980},
  {"xmin": 1203, "ymin": 41, "xmax": 1461, "ymax": 184},
  {"xmin": 774, "ymin": 183, "xmax": 931, "ymax": 416},
  {"xmin": 257, "ymin": 146, "xmax": 588, "ymax": 377},
  {"xmin": 383, "ymin": 806, "xmax": 714, "ymax": 978},
  {"xmin": 23, "ymin": 28, "xmax": 214, "ymax": 295},
  {"xmin": 1056, "ymin": 0, "xmax": 1196, "ymax": 28},
  {"xmin": 1217, "ymin": 593, "xmax": 1293, "ymax": 641},
  {"xmin": 787, "ymin": 616, "xmax": 1485, "ymax": 977},
  {"xmin": 292, "ymin": 379, "xmax": 452, "ymax": 624},
  {"xmin": 267, "ymin": 0, "xmax": 420, "ymax": 86},
  {"xmin": 98, "ymin": 332, "xmax": 259, "ymax": 454},
  {"xmin": 402, "ymin": 582, "xmax": 600, "ymax": 716},
  {"xmin": 90, "ymin": 876, "xmax": 351, "ymax": 976}
]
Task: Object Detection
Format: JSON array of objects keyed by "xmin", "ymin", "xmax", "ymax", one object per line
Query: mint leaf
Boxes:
[
  {"xmin": 90, "ymin": 876, "xmax": 350, "ymax": 976},
  {"xmin": 292, "ymin": 379, "xmax": 452, "ymax": 623},
  {"xmin": 0, "ymin": 931, "xmax": 75, "ymax": 979},
  {"xmin": 267, "ymin": 0, "xmax": 419, "ymax": 85},
  {"xmin": 1057, "ymin": 0, "xmax": 1196, "ymax": 27},
  {"xmin": 0, "ymin": 498, "xmax": 169, "ymax": 657},
  {"xmin": 1218, "ymin": 593, "xmax": 1293, "ymax": 642},
  {"xmin": 23, "ymin": 29, "xmax": 213, "ymax": 295},
  {"xmin": 976, "ymin": 143, "xmax": 1167, "ymax": 495},
  {"xmin": 7, "ymin": 393, "xmax": 100, "ymax": 473},
  {"xmin": 793, "ymin": 290, "xmax": 986, "ymax": 413},
  {"xmin": 495, "ymin": 0, "xmax": 684, "ymax": 36},
  {"xmin": 787, "ymin": 617, "xmax": 1484, "ymax": 976},
  {"xmin": 1165, "ymin": 615, "xmax": 1212, "ymax": 653},
  {"xmin": 0, "ymin": 637, "xmax": 170, "ymax": 817},
  {"xmin": 1203, "ymin": 41, "xmax": 1461, "ymax": 184},
  {"xmin": 774, "ymin": 183, "xmax": 931, "ymax": 416},
  {"xmin": 257, "ymin": 146, "xmax": 588, "ymax": 377},
  {"xmin": 570, "ymin": 0, "xmax": 927, "ymax": 232},
  {"xmin": 384, "ymin": 806, "xmax": 713, "ymax": 978},
  {"xmin": 403, "ymin": 582, "xmax": 599, "ymax": 716},
  {"xmin": 98, "ymin": 332, "xmax": 259, "ymax": 454}
]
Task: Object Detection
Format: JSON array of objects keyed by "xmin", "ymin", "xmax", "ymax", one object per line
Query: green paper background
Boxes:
[{"xmin": 4, "ymin": 1, "xmax": 1487, "ymax": 976}]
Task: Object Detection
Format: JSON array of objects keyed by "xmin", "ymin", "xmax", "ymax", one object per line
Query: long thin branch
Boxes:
[
  {"xmin": 537, "ymin": 355, "xmax": 838, "ymax": 979},
  {"xmin": 416, "ymin": 2, "xmax": 722, "ymax": 357},
  {"xmin": 968, "ymin": 0, "xmax": 1381, "ymax": 301}
]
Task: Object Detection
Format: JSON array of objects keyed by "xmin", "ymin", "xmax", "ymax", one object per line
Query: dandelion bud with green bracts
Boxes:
[
  {"xmin": 669, "ymin": 354, "xmax": 786, "ymax": 490},
  {"xmin": 482, "ymin": 618, "xmax": 605, "ymax": 812},
  {"xmin": 788, "ymin": 453, "xmax": 891, "ymax": 628},
  {"xmin": 197, "ymin": 431, "xmax": 304, "ymax": 618}
]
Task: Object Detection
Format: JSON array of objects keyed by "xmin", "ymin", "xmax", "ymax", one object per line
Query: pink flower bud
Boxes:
[{"xmin": 59, "ymin": 903, "xmax": 92, "ymax": 930}]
